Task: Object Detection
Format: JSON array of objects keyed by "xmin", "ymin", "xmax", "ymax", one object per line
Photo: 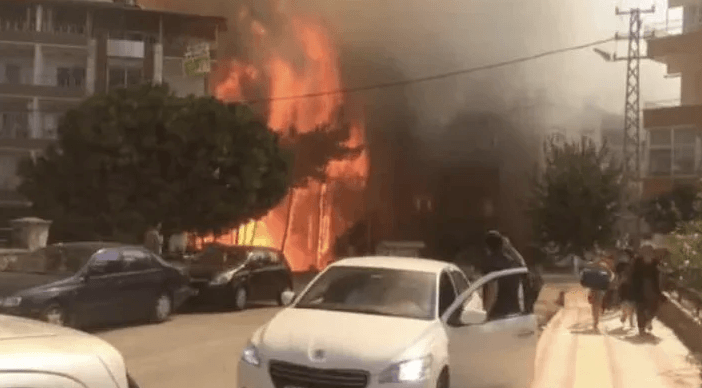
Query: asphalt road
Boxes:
[{"xmin": 96, "ymin": 303, "xmax": 281, "ymax": 388}]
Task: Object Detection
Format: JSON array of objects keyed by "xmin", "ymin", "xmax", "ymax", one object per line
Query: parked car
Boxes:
[
  {"xmin": 186, "ymin": 244, "xmax": 294, "ymax": 310},
  {"xmin": 238, "ymin": 256, "xmax": 537, "ymax": 388},
  {"xmin": 0, "ymin": 242, "xmax": 193, "ymax": 328},
  {"xmin": 0, "ymin": 313, "xmax": 140, "ymax": 387}
]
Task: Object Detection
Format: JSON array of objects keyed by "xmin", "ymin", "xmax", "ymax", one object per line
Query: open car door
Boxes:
[{"xmin": 441, "ymin": 267, "xmax": 538, "ymax": 388}]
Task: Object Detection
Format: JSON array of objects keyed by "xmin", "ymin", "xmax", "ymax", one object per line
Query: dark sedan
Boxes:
[
  {"xmin": 186, "ymin": 244, "xmax": 294, "ymax": 310},
  {"xmin": 0, "ymin": 242, "xmax": 193, "ymax": 328}
]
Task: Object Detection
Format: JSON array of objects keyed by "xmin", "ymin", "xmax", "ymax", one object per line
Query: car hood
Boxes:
[
  {"xmin": 0, "ymin": 272, "xmax": 72, "ymax": 297},
  {"xmin": 258, "ymin": 307, "xmax": 436, "ymax": 373}
]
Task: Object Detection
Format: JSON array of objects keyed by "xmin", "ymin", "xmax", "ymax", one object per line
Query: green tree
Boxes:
[
  {"xmin": 529, "ymin": 136, "xmax": 622, "ymax": 257},
  {"xmin": 18, "ymin": 84, "xmax": 291, "ymax": 242}
]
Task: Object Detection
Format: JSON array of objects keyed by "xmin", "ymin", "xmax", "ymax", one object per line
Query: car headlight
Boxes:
[
  {"xmin": 241, "ymin": 344, "xmax": 261, "ymax": 367},
  {"xmin": 1, "ymin": 296, "xmax": 21, "ymax": 307},
  {"xmin": 210, "ymin": 272, "xmax": 233, "ymax": 286},
  {"xmin": 378, "ymin": 355, "xmax": 432, "ymax": 384}
]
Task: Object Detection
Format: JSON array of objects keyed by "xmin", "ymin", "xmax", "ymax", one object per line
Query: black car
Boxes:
[
  {"xmin": 187, "ymin": 244, "xmax": 294, "ymax": 310},
  {"xmin": 0, "ymin": 242, "xmax": 193, "ymax": 328}
]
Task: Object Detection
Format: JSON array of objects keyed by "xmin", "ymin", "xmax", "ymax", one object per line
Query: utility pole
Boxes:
[{"xmin": 604, "ymin": 5, "xmax": 655, "ymax": 248}]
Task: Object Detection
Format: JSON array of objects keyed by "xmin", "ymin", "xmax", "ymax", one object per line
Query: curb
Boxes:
[{"xmin": 657, "ymin": 291, "xmax": 702, "ymax": 356}]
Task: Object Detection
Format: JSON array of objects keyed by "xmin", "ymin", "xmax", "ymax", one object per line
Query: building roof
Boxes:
[
  {"xmin": 330, "ymin": 256, "xmax": 456, "ymax": 273},
  {"xmin": 3, "ymin": 0, "xmax": 228, "ymax": 31}
]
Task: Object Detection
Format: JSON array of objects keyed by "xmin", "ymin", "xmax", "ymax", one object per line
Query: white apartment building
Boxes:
[{"xmin": 0, "ymin": 0, "xmax": 226, "ymax": 208}]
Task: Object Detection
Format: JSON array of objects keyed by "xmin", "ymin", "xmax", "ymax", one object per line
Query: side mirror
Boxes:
[
  {"xmin": 459, "ymin": 307, "xmax": 487, "ymax": 326},
  {"xmin": 281, "ymin": 290, "xmax": 296, "ymax": 306}
]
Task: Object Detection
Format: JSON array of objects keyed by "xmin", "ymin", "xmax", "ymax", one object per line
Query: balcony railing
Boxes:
[
  {"xmin": 644, "ymin": 99, "xmax": 683, "ymax": 109},
  {"xmin": 0, "ymin": 17, "xmax": 85, "ymax": 35},
  {"xmin": 0, "ymin": 111, "xmax": 60, "ymax": 140},
  {"xmin": 0, "ymin": 74, "xmax": 85, "ymax": 89}
]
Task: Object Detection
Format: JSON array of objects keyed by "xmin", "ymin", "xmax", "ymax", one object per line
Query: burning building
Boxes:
[{"xmin": 199, "ymin": 1, "xmax": 370, "ymax": 272}]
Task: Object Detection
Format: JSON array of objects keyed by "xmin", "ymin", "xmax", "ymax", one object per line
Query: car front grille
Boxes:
[{"xmin": 269, "ymin": 360, "xmax": 369, "ymax": 388}]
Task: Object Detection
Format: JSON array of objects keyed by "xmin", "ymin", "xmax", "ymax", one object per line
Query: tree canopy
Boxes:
[
  {"xmin": 18, "ymin": 84, "xmax": 291, "ymax": 242},
  {"xmin": 529, "ymin": 136, "xmax": 622, "ymax": 257}
]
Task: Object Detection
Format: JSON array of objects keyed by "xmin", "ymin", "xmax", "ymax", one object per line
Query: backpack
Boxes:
[{"xmin": 580, "ymin": 267, "xmax": 611, "ymax": 291}]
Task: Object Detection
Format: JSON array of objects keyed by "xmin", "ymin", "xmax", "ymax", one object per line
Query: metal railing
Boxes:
[
  {"xmin": 0, "ymin": 74, "xmax": 85, "ymax": 89},
  {"xmin": 0, "ymin": 18, "xmax": 85, "ymax": 35},
  {"xmin": 644, "ymin": 99, "xmax": 683, "ymax": 109}
]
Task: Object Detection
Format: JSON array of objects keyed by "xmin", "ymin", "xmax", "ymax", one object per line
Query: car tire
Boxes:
[
  {"xmin": 42, "ymin": 303, "xmax": 69, "ymax": 327},
  {"xmin": 152, "ymin": 293, "xmax": 173, "ymax": 323},
  {"xmin": 276, "ymin": 285, "xmax": 293, "ymax": 306},
  {"xmin": 232, "ymin": 286, "xmax": 247, "ymax": 311},
  {"xmin": 437, "ymin": 368, "xmax": 449, "ymax": 388}
]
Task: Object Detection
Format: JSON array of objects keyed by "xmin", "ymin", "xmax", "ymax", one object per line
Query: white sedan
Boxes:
[
  {"xmin": 0, "ymin": 313, "xmax": 139, "ymax": 388},
  {"xmin": 238, "ymin": 256, "xmax": 538, "ymax": 388}
]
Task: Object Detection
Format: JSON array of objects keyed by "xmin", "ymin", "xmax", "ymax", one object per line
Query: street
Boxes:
[
  {"xmin": 96, "ymin": 303, "xmax": 281, "ymax": 388},
  {"xmin": 94, "ymin": 279, "xmax": 702, "ymax": 388}
]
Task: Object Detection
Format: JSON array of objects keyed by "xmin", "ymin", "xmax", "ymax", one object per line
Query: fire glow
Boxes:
[{"xmin": 204, "ymin": 7, "xmax": 369, "ymax": 271}]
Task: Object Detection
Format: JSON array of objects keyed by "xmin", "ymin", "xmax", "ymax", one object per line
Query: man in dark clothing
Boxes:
[
  {"xmin": 480, "ymin": 230, "xmax": 525, "ymax": 319},
  {"xmin": 631, "ymin": 245, "xmax": 664, "ymax": 335}
]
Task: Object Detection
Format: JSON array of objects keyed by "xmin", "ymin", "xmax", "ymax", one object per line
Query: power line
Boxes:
[
  {"xmin": 1, "ymin": 36, "xmax": 616, "ymax": 112},
  {"xmin": 241, "ymin": 37, "xmax": 617, "ymax": 104}
]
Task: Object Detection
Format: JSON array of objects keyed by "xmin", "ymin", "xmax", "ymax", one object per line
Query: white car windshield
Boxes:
[{"xmin": 294, "ymin": 266, "xmax": 437, "ymax": 320}]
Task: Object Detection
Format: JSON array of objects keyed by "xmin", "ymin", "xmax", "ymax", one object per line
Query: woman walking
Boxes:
[{"xmin": 630, "ymin": 244, "xmax": 664, "ymax": 335}]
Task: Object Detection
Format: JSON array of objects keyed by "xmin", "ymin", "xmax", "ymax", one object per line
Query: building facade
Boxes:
[
  {"xmin": 0, "ymin": 0, "xmax": 225, "ymax": 209},
  {"xmin": 644, "ymin": 0, "xmax": 702, "ymax": 199}
]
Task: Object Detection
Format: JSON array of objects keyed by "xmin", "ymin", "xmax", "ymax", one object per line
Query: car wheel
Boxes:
[
  {"xmin": 152, "ymin": 293, "xmax": 173, "ymax": 323},
  {"xmin": 42, "ymin": 303, "xmax": 68, "ymax": 327},
  {"xmin": 437, "ymin": 368, "xmax": 449, "ymax": 388},
  {"xmin": 277, "ymin": 285, "xmax": 293, "ymax": 306},
  {"xmin": 232, "ymin": 286, "xmax": 247, "ymax": 311}
]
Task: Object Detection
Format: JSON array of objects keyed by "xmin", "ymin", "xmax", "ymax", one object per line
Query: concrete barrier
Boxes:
[{"xmin": 657, "ymin": 292, "xmax": 702, "ymax": 356}]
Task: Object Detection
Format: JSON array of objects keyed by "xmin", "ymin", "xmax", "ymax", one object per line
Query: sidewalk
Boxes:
[{"xmin": 534, "ymin": 286, "xmax": 702, "ymax": 388}]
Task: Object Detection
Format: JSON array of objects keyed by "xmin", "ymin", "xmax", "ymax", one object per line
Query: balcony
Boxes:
[
  {"xmin": 0, "ymin": 110, "xmax": 59, "ymax": 151},
  {"xmin": 0, "ymin": 73, "xmax": 85, "ymax": 100},
  {"xmin": 0, "ymin": 17, "xmax": 88, "ymax": 47},
  {"xmin": 644, "ymin": 102, "xmax": 702, "ymax": 129}
]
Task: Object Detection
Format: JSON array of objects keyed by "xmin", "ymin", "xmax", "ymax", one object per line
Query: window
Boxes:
[
  {"xmin": 479, "ymin": 273, "xmax": 526, "ymax": 321},
  {"xmin": 648, "ymin": 127, "xmax": 699, "ymax": 177},
  {"xmin": 649, "ymin": 149, "xmax": 672, "ymax": 175},
  {"xmin": 0, "ymin": 113, "xmax": 28, "ymax": 139},
  {"xmin": 449, "ymin": 270, "xmax": 470, "ymax": 295},
  {"xmin": 438, "ymin": 272, "xmax": 457, "ymax": 316},
  {"xmin": 4, "ymin": 64, "xmax": 20, "ymax": 84},
  {"xmin": 108, "ymin": 67, "xmax": 126, "ymax": 89},
  {"xmin": 89, "ymin": 249, "xmax": 124, "ymax": 274},
  {"xmin": 649, "ymin": 129, "xmax": 671, "ymax": 146},
  {"xmin": 122, "ymin": 249, "xmax": 155, "ymax": 271},
  {"xmin": 57, "ymin": 67, "xmax": 85, "ymax": 88},
  {"xmin": 108, "ymin": 67, "xmax": 143, "ymax": 89}
]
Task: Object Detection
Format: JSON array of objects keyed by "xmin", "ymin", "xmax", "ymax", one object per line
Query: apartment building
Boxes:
[
  {"xmin": 644, "ymin": 0, "xmax": 702, "ymax": 199},
  {"xmin": 0, "ymin": 0, "xmax": 226, "ymax": 210}
]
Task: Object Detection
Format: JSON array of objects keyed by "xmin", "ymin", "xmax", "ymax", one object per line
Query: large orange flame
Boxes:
[{"xmin": 210, "ymin": 10, "xmax": 369, "ymax": 271}]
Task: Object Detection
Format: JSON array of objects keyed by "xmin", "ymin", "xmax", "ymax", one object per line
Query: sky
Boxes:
[{"xmin": 289, "ymin": 0, "xmax": 682, "ymax": 136}]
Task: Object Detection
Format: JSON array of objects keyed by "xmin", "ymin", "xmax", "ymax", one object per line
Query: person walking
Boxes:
[
  {"xmin": 615, "ymin": 251, "xmax": 636, "ymax": 329},
  {"xmin": 583, "ymin": 251, "xmax": 616, "ymax": 331},
  {"xmin": 144, "ymin": 222, "xmax": 163, "ymax": 255},
  {"xmin": 630, "ymin": 244, "xmax": 664, "ymax": 336}
]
